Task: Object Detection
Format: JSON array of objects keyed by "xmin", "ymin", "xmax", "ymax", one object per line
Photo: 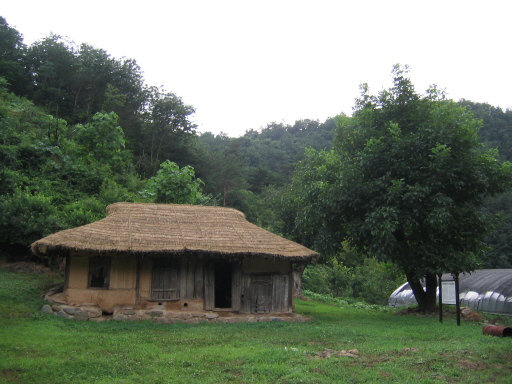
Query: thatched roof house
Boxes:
[{"xmin": 32, "ymin": 203, "xmax": 318, "ymax": 320}]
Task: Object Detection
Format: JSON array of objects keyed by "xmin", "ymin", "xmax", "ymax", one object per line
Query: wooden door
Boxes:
[
  {"xmin": 250, "ymin": 274, "xmax": 272, "ymax": 314},
  {"xmin": 151, "ymin": 260, "xmax": 180, "ymax": 300}
]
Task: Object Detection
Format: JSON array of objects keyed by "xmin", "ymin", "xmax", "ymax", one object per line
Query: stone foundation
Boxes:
[
  {"xmin": 42, "ymin": 289, "xmax": 311, "ymax": 323},
  {"xmin": 41, "ymin": 303, "xmax": 310, "ymax": 323}
]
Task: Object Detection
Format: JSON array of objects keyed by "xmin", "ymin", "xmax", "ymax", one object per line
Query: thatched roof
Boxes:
[{"xmin": 31, "ymin": 203, "xmax": 319, "ymax": 262}]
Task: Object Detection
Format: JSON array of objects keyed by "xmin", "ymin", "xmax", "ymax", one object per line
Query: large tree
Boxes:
[
  {"xmin": 282, "ymin": 65, "xmax": 512, "ymax": 312},
  {"xmin": 0, "ymin": 17, "xmax": 30, "ymax": 96}
]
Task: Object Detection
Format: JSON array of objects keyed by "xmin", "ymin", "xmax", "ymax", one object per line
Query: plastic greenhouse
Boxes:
[{"xmin": 388, "ymin": 269, "xmax": 512, "ymax": 314}]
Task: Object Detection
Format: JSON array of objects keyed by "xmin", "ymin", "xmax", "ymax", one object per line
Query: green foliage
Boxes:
[
  {"xmin": 281, "ymin": 65, "xmax": 512, "ymax": 312},
  {"xmin": 0, "ymin": 17, "xmax": 30, "ymax": 96},
  {"xmin": 458, "ymin": 100, "xmax": 512, "ymax": 268},
  {"xmin": 0, "ymin": 86, "xmax": 142, "ymax": 262},
  {"xmin": 3, "ymin": 16, "xmax": 512, "ymax": 282},
  {"xmin": 23, "ymin": 35, "xmax": 146, "ymax": 126},
  {"xmin": 459, "ymin": 99, "xmax": 512, "ymax": 162},
  {"xmin": 58, "ymin": 198, "xmax": 107, "ymax": 229},
  {"xmin": 74, "ymin": 112, "xmax": 125, "ymax": 163},
  {"xmin": 274, "ymin": 147, "xmax": 343, "ymax": 255},
  {"xmin": 302, "ymin": 257, "xmax": 405, "ymax": 305},
  {"xmin": 334, "ymin": 65, "xmax": 512, "ymax": 280},
  {"xmin": 0, "ymin": 188, "xmax": 59, "ymax": 246},
  {"xmin": 137, "ymin": 89, "xmax": 197, "ymax": 176},
  {"xmin": 480, "ymin": 190, "xmax": 512, "ymax": 268},
  {"xmin": 142, "ymin": 160, "xmax": 213, "ymax": 205}
]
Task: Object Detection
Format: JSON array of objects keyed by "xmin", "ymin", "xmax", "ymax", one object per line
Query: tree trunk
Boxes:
[
  {"xmin": 406, "ymin": 271, "xmax": 427, "ymax": 311},
  {"xmin": 292, "ymin": 263, "xmax": 307, "ymax": 297},
  {"xmin": 405, "ymin": 272, "xmax": 438, "ymax": 313},
  {"xmin": 424, "ymin": 273, "xmax": 438, "ymax": 312}
]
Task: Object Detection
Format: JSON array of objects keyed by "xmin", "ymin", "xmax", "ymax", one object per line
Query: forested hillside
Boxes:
[
  {"xmin": 460, "ymin": 100, "xmax": 512, "ymax": 268},
  {"xmin": 0, "ymin": 17, "xmax": 335, "ymax": 259},
  {"xmin": 2, "ymin": 17, "xmax": 512, "ymax": 302}
]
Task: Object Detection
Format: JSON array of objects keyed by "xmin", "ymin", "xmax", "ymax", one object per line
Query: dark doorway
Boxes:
[{"xmin": 214, "ymin": 263, "xmax": 232, "ymax": 308}]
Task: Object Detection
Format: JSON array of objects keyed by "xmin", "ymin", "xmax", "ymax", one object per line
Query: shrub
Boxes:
[{"xmin": 302, "ymin": 257, "xmax": 405, "ymax": 305}]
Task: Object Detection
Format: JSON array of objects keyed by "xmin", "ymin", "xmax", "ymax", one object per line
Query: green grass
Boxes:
[{"xmin": 1, "ymin": 267, "xmax": 511, "ymax": 383}]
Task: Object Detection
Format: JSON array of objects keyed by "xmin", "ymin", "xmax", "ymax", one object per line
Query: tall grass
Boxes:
[{"xmin": 1, "ymin": 267, "xmax": 511, "ymax": 383}]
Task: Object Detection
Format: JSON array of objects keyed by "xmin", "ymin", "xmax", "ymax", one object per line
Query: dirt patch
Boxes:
[
  {"xmin": 461, "ymin": 307, "xmax": 484, "ymax": 322},
  {"xmin": 2, "ymin": 369, "xmax": 24, "ymax": 382},
  {"xmin": 312, "ymin": 348, "xmax": 360, "ymax": 359},
  {"xmin": 458, "ymin": 358, "xmax": 487, "ymax": 370},
  {"xmin": 394, "ymin": 307, "xmax": 424, "ymax": 316}
]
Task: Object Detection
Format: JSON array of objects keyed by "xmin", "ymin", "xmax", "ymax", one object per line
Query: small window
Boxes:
[{"xmin": 88, "ymin": 257, "xmax": 110, "ymax": 289}]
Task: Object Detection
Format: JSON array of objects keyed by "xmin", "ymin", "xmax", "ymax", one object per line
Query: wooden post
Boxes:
[
  {"xmin": 455, "ymin": 273, "xmax": 461, "ymax": 326},
  {"xmin": 438, "ymin": 274, "xmax": 443, "ymax": 323}
]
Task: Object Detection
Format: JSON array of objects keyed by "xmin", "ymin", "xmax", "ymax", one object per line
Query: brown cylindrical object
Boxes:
[{"xmin": 482, "ymin": 325, "xmax": 512, "ymax": 337}]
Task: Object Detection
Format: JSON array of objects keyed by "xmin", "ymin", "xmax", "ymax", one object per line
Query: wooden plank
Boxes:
[
  {"xmin": 250, "ymin": 274, "xmax": 272, "ymax": 314},
  {"xmin": 151, "ymin": 260, "xmax": 180, "ymax": 300},
  {"xmin": 179, "ymin": 260, "xmax": 188, "ymax": 298},
  {"xmin": 231, "ymin": 262, "xmax": 241, "ymax": 312},
  {"xmin": 239, "ymin": 274, "xmax": 251, "ymax": 313},
  {"xmin": 186, "ymin": 260, "xmax": 195, "ymax": 299},
  {"xmin": 194, "ymin": 262, "xmax": 204, "ymax": 299},
  {"xmin": 272, "ymin": 274, "xmax": 290, "ymax": 312},
  {"xmin": 204, "ymin": 262, "xmax": 214, "ymax": 310},
  {"xmin": 135, "ymin": 255, "xmax": 141, "ymax": 304}
]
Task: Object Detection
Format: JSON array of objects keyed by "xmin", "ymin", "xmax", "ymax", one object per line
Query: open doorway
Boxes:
[{"xmin": 214, "ymin": 263, "xmax": 232, "ymax": 309}]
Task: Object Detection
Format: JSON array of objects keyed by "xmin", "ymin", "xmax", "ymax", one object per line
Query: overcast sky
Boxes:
[{"xmin": 3, "ymin": 1, "xmax": 511, "ymax": 137}]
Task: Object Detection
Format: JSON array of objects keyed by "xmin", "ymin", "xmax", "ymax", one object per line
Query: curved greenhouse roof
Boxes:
[{"xmin": 389, "ymin": 269, "xmax": 512, "ymax": 314}]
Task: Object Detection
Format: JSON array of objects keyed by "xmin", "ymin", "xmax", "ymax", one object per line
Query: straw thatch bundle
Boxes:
[{"xmin": 31, "ymin": 203, "xmax": 319, "ymax": 262}]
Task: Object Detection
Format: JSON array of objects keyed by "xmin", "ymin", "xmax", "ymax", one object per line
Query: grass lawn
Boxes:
[{"xmin": 1, "ymin": 265, "xmax": 511, "ymax": 383}]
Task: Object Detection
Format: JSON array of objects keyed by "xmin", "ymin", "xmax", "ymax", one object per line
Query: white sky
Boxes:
[{"xmin": 2, "ymin": 1, "xmax": 511, "ymax": 137}]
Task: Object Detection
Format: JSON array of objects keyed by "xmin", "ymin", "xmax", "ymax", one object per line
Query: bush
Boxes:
[
  {"xmin": 302, "ymin": 257, "xmax": 405, "ymax": 305},
  {"xmin": 302, "ymin": 264, "xmax": 332, "ymax": 295},
  {"xmin": 0, "ymin": 188, "xmax": 59, "ymax": 246}
]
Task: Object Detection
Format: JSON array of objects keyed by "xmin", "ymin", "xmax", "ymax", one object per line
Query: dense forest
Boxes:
[{"xmin": 2, "ymin": 17, "xmax": 512, "ymax": 304}]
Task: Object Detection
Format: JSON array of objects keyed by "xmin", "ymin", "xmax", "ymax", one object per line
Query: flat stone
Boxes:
[
  {"xmin": 74, "ymin": 310, "xmax": 90, "ymax": 321},
  {"xmin": 149, "ymin": 311, "xmax": 164, "ymax": 318},
  {"xmin": 62, "ymin": 306, "xmax": 76, "ymax": 315},
  {"xmin": 222, "ymin": 317, "xmax": 244, "ymax": 323},
  {"xmin": 57, "ymin": 311, "xmax": 72, "ymax": 319},
  {"xmin": 41, "ymin": 305, "xmax": 54, "ymax": 314},
  {"xmin": 82, "ymin": 306, "xmax": 102, "ymax": 318},
  {"xmin": 205, "ymin": 313, "xmax": 219, "ymax": 319}
]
